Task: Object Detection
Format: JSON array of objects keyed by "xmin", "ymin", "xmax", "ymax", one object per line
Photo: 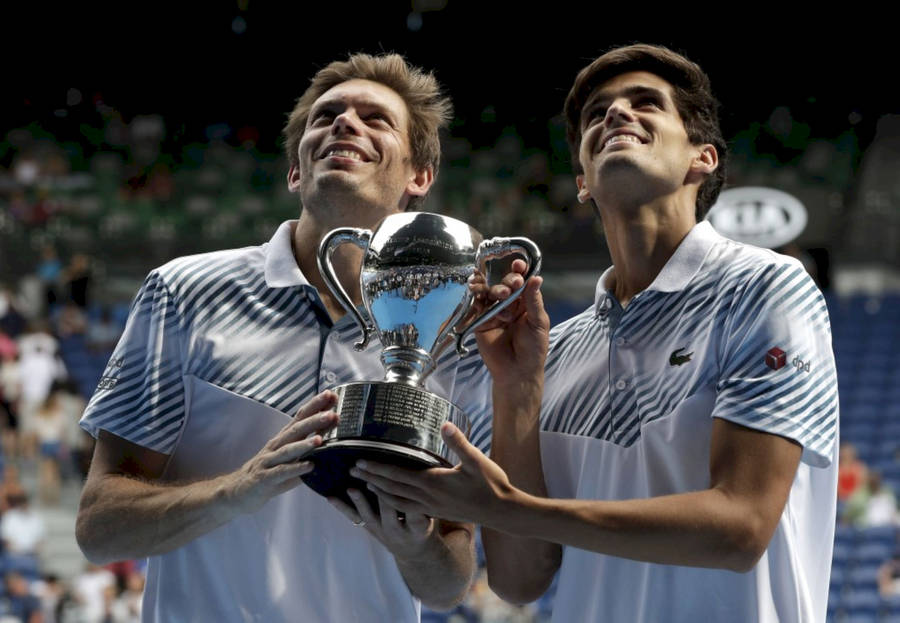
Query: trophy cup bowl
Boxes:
[{"xmin": 300, "ymin": 212, "xmax": 541, "ymax": 509}]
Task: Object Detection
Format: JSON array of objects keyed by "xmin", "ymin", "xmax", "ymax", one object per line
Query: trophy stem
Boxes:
[{"xmin": 380, "ymin": 346, "xmax": 435, "ymax": 385}]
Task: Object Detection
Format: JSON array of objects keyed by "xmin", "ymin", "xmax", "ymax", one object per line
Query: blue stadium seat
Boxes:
[
  {"xmin": 830, "ymin": 565, "xmax": 846, "ymax": 596},
  {"xmin": 844, "ymin": 405, "xmax": 881, "ymax": 424},
  {"xmin": 828, "ymin": 585, "xmax": 842, "ymax": 612},
  {"xmin": 861, "ymin": 526, "xmax": 898, "ymax": 546},
  {"xmin": 113, "ymin": 302, "xmax": 132, "ymax": 326},
  {"xmin": 836, "ymin": 524, "xmax": 859, "ymax": 547},
  {"xmin": 841, "ymin": 432, "xmax": 877, "ymax": 453},
  {"xmin": 846, "ymin": 564, "xmax": 882, "ymax": 590},
  {"xmin": 2, "ymin": 553, "xmax": 40, "ymax": 580},
  {"xmin": 856, "ymin": 542, "xmax": 895, "ymax": 566},
  {"xmin": 884, "ymin": 593, "xmax": 900, "ymax": 615},
  {"xmin": 833, "ymin": 543, "xmax": 853, "ymax": 565},
  {"xmin": 841, "ymin": 588, "xmax": 881, "ymax": 618}
]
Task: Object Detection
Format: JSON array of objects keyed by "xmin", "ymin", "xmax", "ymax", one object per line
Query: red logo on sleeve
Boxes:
[{"xmin": 765, "ymin": 347, "xmax": 786, "ymax": 370}]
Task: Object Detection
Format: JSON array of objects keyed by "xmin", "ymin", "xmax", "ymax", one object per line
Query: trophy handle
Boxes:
[
  {"xmin": 454, "ymin": 236, "xmax": 542, "ymax": 355},
  {"xmin": 317, "ymin": 227, "xmax": 375, "ymax": 351}
]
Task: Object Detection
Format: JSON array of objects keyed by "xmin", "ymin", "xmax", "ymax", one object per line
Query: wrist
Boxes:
[
  {"xmin": 492, "ymin": 380, "xmax": 543, "ymax": 423},
  {"xmin": 392, "ymin": 523, "xmax": 443, "ymax": 565},
  {"xmin": 215, "ymin": 471, "xmax": 251, "ymax": 520},
  {"xmin": 493, "ymin": 375, "xmax": 543, "ymax": 396},
  {"xmin": 484, "ymin": 482, "xmax": 527, "ymax": 531}
]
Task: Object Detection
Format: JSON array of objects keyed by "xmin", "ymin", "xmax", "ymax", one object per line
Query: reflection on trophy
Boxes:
[{"xmin": 300, "ymin": 212, "xmax": 541, "ymax": 507}]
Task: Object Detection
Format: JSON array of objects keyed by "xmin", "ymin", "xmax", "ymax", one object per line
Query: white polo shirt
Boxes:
[
  {"xmin": 540, "ymin": 221, "xmax": 838, "ymax": 623},
  {"xmin": 80, "ymin": 221, "xmax": 493, "ymax": 623}
]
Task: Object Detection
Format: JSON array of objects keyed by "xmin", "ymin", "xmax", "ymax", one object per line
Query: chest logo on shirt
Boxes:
[
  {"xmin": 765, "ymin": 347, "xmax": 786, "ymax": 370},
  {"xmin": 669, "ymin": 347, "xmax": 693, "ymax": 366}
]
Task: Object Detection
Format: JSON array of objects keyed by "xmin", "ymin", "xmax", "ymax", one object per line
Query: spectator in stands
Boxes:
[
  {"xmin": 879, "ymin": 550, "xmax": 900, "ymax": 598},
  {"xmin": 839, "ymin": 441, "xmax": 868, "ymax": 502},
  {"xmin": 0, "ymin": 284, "xmax": 27, "ymax": 337},
  {"xmin": 53, "ymin": 380, "xmax": 90, "ymax": 479},
  {"xmin": 35, "ymin": 247, "xmax": 62, "ymax": 310},
  {"xmin": 85, "ymin": 307, "xmax": 120, "ymax": 353},
  {"xmin": 62, "ymin": 254, "xmax": 91, "ymax": 309},
  {"xmin": 54, "ymin": 302, "xmax": 87, "ymax": 339},
  {"xmin": 0, "ymin": 571, "xmax": 43, "ymax": 623},
  {"xmin": 108, "ymin": 571, "xmax": 143, "ymax": 623},
  {"xmin": 71, "ymin": 563, "xmax": 115, "ymax": 623},
  {"xmin": 0, "ymin": 492, "xmax": 45, "ymax": 556},
  {"xmin": 0, "ymin": 349, "xmax": 21, "ymax": 458},
  {"xmin": 0, "ymin": 330, "xmax": 17, "ymax": 360},
  {"xmin": 847, "ymin": 471, "xmax": 897, "ymax": 528},
  {"xmin": 33, "ymin": 391, "xmax": 68, "ymax": 505},
  {"xmin": 16, "ymin": 324, "xmax": 65, "ymax": 460},
  {"xmin": 35, "ymin": 574, "xmax": 65, "ymax": 623},
  {"xmin": 0, "ymin": 465, "xmax": 27, "ymax": 513}
]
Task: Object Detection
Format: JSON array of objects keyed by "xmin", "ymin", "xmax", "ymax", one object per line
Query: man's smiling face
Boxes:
[
  {"xmin": 289, "ymin": 78, "xmax": 427, "ymax": 212},
  {"xmin": 576, "ymin": 71, "xmax": 700, "ymax": 206}
]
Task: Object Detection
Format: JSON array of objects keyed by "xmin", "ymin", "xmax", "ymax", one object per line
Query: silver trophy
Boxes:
[{"xmin": 300, "ymin": 212, "xmax": 541, "ymax": 506}]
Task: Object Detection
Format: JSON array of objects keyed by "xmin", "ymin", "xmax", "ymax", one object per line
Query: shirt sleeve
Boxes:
[
  {"xmin": 79, "ymin": 270, "xmax": 186, "ymax": 454},
  {"xmin": 712, "ymin": 259, "xmax": 838, "ymax": 468}
]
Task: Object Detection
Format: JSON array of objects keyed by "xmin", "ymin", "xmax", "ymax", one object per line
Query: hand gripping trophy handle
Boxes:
[
  {"xmin": 453, "ymin": 236, "xmax": 543, "ymax": 356},
  {"xmin": 317, "ymin": 227, "xmax": 374, "ymax": 351}
]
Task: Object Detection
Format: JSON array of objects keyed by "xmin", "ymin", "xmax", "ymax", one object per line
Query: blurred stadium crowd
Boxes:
[{"xmin": 0, "ymin": 91, "xmax": 899, "ymax": 621}]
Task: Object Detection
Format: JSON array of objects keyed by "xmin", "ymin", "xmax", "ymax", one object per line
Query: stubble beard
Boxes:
[{"xmin": 301, "ymin": 172, "xmax": 401, "ymax": 225}]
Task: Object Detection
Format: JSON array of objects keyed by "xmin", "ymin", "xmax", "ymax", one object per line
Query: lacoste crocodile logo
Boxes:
[{"xmin": 669, "ymin": 347, "xmax": 693, "ymax": 366}]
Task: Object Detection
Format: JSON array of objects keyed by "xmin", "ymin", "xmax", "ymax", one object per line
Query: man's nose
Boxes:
[
  {"xmin": 604, "ymin": 99, "xmax": 636, "ymax": 126},
  {"xmin": 332, "ymin": 109, "xmax": 362, "ymax": 135}
]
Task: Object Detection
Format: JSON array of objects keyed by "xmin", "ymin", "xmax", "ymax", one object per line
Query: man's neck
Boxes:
[
  {"xmin": 292, "ymin": 198, "xmax": 400, "ymax": 321},
  {"xmin": 597, "ymin": 195, "xmax": 696, "ymax": 308}
]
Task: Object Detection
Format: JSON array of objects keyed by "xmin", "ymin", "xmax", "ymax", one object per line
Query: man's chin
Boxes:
[
  {"xmin": 311, "ymin": 174, "xmax": 362, "ymax": 195},
  {"xmin": 594, "ymin": 154, "xmax": 644, "ymax": 180}
]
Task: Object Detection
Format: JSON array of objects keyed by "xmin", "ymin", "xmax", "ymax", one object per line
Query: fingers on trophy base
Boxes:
[{"xmin": 301, "ymin": 441, "xmax": 446, "ymax": 517}]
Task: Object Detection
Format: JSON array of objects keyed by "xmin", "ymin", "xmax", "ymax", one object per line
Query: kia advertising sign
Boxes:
[{"xmin": 706, "ymin": 187, "xmax": 808, "ymax": 249}]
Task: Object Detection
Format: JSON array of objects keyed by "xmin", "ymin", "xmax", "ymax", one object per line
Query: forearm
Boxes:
[
  {"xmin": 484, "ymin": 379, "xmax": 561, "ymax": 603},
  {"xmin": 497, "ymin": 487, "xmax": 770, "ymax": 573},
  {"xmin": 394, "ymin": 523, "xmax": 475, "ymax": 611},
  {"xmin": 76, "ymin": 472, "xmax": 240, "ymax": 564}
]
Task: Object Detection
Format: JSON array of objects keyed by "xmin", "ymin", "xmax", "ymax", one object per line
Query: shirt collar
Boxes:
[
  {"xmin": 263, "ymin": 220, "xmax": 311, "ymax": 288},
  {"xmin": 594, "ymin": 220, "xmax": 721, "ymax": 313}
]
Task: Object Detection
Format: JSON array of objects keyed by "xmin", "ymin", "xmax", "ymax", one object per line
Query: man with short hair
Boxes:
[
  {"xmin": 354, "ymin": 44, "xmax": 838, "ymax": 622},
  {"xmin": 76, "ymin": 53, "xmax": 491, "ymax": 622}
]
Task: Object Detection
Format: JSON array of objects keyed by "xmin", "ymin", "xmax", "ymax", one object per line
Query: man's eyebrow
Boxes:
[
  {"xmin": 582, "ymin": 85, "xmax": 668, "ymax": 117},
  {"xmin": 310, "ymin": 98, "xmax": 398, "ymax": 122}
]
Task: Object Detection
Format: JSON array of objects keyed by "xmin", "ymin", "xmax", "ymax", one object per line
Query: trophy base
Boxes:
[
  {"xmin": 299, "ymin": 380, "xmax": 468, "ymax": 514},
  {"xmin": 301, "ymin": 439, "xmax": 450, "ymax": 512}
]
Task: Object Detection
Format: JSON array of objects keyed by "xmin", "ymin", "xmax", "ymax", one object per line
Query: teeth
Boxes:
[
  {"xmin": 603, "ymin": 135, "xmax": 642, "ymax": 150},
  {"xmin": 326, "ymin": 149, "xmax": 362, "ymax": 160}
]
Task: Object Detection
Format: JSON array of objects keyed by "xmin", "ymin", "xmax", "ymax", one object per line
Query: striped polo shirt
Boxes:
[
  {"xmin": 80, "ymin": 220, "xmax": 493, "ymax": 623},
  {"xmin": 540, "ymin": 221, "xmax": 838, "ymax": 623}
]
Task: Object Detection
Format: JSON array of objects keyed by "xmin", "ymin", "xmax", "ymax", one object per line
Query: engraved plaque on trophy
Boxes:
[{"xmin": 300, "ymin": 212, "xmax": 541, "ymax": 507}]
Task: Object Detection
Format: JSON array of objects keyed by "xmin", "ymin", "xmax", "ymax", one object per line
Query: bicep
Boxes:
[
  {"xmin": 86, "ymin": 429, "xmax": 170, "ymax": 483},
  {"xmin": 709, "ymin": 417, "xmax": 802, "ymax": 533}
]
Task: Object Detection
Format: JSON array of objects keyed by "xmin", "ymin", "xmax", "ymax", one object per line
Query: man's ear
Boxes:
[
  {"xmin": 687, "ymin": 144, "xmax": 718, "ymax": 183},
  {"xmin": 576, "ymin": 174, "xmax": 591, "ymax": 203},
  {"xmin": 406, "ymin": 165, "xmax": 435, "ymax": 198},
  {"xmin": 287, "ymin": 165, "xmax": 302, "ymax": 193}
]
